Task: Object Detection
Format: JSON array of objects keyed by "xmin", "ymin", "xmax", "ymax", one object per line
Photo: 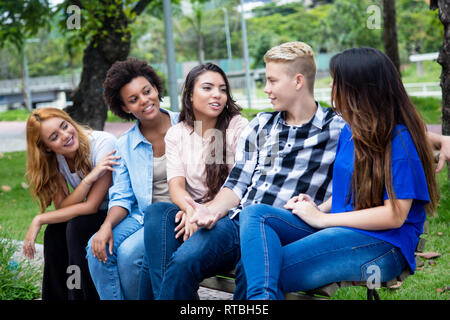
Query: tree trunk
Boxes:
[
  {"xmin": 65, "ymin": 12, "xmax": 131, "ymax": 130},
  {"xmin": 433, "ymin": 0, "xmax": 450, "ymax": 178},
  {"xmin": 383, "ymin": 0, "xmax": 401, "ymax": 74}
]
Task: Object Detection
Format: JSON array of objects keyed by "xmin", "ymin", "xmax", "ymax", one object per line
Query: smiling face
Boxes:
[
  {"xmin": 39, "ymin": 116, "xmax": 79, "ymax": 158},
  {"xmin": 120, "ymin": 76, "xmax": 161, "ymax": 122},
  {"xmin": 190, "ymin": 71, "xmax": 228, "ymax": 120}
]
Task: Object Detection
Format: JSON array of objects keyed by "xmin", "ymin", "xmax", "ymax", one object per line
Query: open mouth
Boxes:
[
  {"xmin": 64, "ymin": 136, "xmax": 74, "ymax": 147},
  {"xmin": 143, "ymin": 104, "xmax": 154, "ymax": 113},
  {"xmin": 209, "ymin": 102, "xmax": 222, "ymax": 111}
]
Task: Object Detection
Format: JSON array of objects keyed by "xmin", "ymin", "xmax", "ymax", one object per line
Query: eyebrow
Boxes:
[{"xmin": 200, "ymin": 82, "xmax": 226, "ymax": 87}]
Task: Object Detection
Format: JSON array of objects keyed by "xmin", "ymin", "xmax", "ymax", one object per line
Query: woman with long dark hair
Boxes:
[
  {"xmin": 138, "ymin": 63, "xmax": 248, "ymax": 299},
  {"xmin": 238, "ymin": 47, "xmax": 440, "ymax": 299}
]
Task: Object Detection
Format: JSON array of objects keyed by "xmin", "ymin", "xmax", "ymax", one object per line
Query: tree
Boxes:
[
  {"xmin": 382, "ymin": 0, "xmax": 400, "ymax": 73},
  {"xmin": 430, "ymin": 0, "xmax": 450, "ymax": 178},
  {"xmin": 0, "ymin": 0, "xmax": 52, "ymax": 111},
  {"xmin": 57, "ymin": 0, "xmax": 157, "ymax": 130}
]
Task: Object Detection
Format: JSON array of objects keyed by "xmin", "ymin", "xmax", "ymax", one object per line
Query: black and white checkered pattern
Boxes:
[{"xmin": 224, "ymin": 103, "xmax": 345, "ymax": 219}]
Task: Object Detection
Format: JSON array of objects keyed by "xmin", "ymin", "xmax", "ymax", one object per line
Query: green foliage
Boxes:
[
  {"xmin": 0, "ymin": 0, "xmax": 52, "ymax": 53},
  {"xmin": 0, "ymin": 231, "xmax": 42, "ymax": 300}
]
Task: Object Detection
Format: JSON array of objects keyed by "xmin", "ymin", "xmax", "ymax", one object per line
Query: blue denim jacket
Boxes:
[{"xmin": 107, "ymin": 108, "xmax": 179, "ymax": 224}]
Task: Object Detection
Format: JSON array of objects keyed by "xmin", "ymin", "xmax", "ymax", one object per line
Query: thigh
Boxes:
[
  {"xmin": 110, "ymin": 216, "xmax": 142, "ymax": 255},
  {"xmin": 172, "ymin": 217, "xmax": 240, "ymax": 276},
  {"xmin": 66, "ymin": 210, "xmax": 107, "ymax": 256},
  {"xmin": 279, "ymin": 228, "xmax": 406, "ymax": 292},
  {"xmin": 117, "ymin": 226, "xmax": 144, "ymax": 266},
  {"xmin": 240, "ymin": 204, "xmax": 317, "ymax": 246}
]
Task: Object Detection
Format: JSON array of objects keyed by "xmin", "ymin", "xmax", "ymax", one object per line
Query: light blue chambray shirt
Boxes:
[{"xmin": 107, "ymin": 108, "xmax": 179, "ymax": 224}]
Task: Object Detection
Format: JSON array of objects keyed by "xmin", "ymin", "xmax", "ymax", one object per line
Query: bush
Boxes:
[{"xmin": 0, "ymin": 228, "xmax": 41, "ymax": 300}]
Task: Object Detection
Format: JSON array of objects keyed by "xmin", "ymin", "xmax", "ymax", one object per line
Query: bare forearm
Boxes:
[
  {"xmin": 37, "ymin": 201, "xmax": 100, "ymax": 225},
  {"xmin": 318, "ymin": 196, "xmax": 332, "ymax": 213},
  {"xmin": 207, "ymin": 187, "xmax": 241, "ymax": 219},
  {"xmin": 322, "ymin": 199, "xmax": 412, "ymax": 230},
  {"xmin": 101, "ymin": 206, "xmax": 129, "ymax": 229}
]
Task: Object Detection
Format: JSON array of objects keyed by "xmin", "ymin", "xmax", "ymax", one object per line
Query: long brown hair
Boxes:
[
  {"xmin": 25, "ymin": 108, "xmax": 92, "ymax": 212},
  {"xmin": 330, "ymin": 48, "xmax": 439, "ymax": 215},
  {"xmin": 180, "ymin": 63, "xmax": 242, "ymax": 201}
]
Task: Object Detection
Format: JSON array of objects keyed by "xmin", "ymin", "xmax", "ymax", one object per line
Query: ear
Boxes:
[
  {"xmin": 294, "ymin": 73, "xmax": 305, "ymax": 91},
  {"xmin": 121, "ymin": 105, "xmax": 131, "ymax": 114}
]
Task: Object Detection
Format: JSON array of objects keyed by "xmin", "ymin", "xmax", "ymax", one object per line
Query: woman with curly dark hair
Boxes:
[
  {"xmin": 139, "ymin": 63, "xmax": 248, "ymax": 299},
  {"xmin": 86, "ymin": 58, "xmax": 179, "ymax": 300}
]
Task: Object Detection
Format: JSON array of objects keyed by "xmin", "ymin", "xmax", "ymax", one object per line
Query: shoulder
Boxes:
[
  {"xmin": 161, "ymin": 108, "xmax": 180, "ymax": 124},
  {"xmin": 228, "ymin": 114, "xmax": 249, "ymax": 132},
  {"xmin": 88, "ymin": 130, "xmax": 117, "ymax": 147},
  {"xmin": 115, "ymin": 123, "xmax": 137, "ymax": 147},
  {"xmin": 391, "ymin": 124, "xmax": 420, "ymax": 160},
  {"xmin": 166, "ymin": 122, "xmax": 187, "ymax": 142}
]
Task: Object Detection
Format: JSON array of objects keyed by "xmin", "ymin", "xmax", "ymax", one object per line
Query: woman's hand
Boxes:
[
  {"xmin": 23, "ymin": 216, "xmax": 42, "ymax": 259},
  {"xmin": 174, "ymin": 206, "xmax": 199, "ymax": 241},
  {"xmin": 183, "ymin": 205, "xmax": 199, "ymax": 241},
  {"xmin": 174, "ymin": 210, "xmax": 186, "ymax": 239},
  {"xmin": 83, "ymin": 150, "xmax": 120, "ymax": 186},
  {"xmin": 291, "ymin": 201, "xmax": 328, "ymax": 229},
  {"xmin": 91, "ymin": 223, "xmax": 114, "ymax": 263},
  {"xmin": 284, "ymin": 193, "xmax": 317, "ymax": 210}
]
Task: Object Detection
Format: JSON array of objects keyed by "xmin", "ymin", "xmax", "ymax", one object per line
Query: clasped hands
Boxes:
[
  {"xmin": 284, "ymin": 193, "xmax": 328, "ymax": 229},
  {"xmin": 174, "ymin": 197, "xmax": 220, "ymax": 241}
]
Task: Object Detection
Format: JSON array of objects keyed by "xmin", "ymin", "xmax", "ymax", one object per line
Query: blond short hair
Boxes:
[{"xmin": 264, "ymin": 42, "xmax": 316, "ymax": 93}]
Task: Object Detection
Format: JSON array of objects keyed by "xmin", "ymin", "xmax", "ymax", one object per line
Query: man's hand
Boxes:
[
  {"xmin": 436, "ymin": 135, "xmax": 450, "ymax": 172},
  {"xmin": 185, "ymin": 197, "xmax": 219, "ymax": 229}
]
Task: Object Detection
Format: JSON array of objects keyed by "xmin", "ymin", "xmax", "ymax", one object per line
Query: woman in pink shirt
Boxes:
[{"xmin": 138, "ymin": 63, "xmax": 248, "ymax": 299}]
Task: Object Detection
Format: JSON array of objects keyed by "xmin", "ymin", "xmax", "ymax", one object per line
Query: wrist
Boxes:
[{"xmin": 82, "ymin": 178, "xmax": 92, "ymax": 187}]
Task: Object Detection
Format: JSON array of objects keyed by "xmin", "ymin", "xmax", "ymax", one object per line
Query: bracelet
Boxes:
[{"xmin": 81, "ymin": 179, "xmax": 92, "ymax": 187}]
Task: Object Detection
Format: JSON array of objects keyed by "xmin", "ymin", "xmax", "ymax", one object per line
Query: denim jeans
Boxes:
[
  {"xmin": 239, "ymin": 204, "xmax": 407, "ymax": 300},
  {"xmin": 139, "ymin": 201, "xmax": 244, "ymax": 300},
  {"xmin": 86, "ymin": 215, "xmax": 144, "ymax": 300}
]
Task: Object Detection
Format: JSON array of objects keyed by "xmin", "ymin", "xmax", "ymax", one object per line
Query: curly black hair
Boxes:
[{"xmin": 103, "ymin": 58, "xmax": 164, "ymax": 121}]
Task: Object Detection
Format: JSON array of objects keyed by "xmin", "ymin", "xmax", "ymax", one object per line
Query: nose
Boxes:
[
  {"xmin": 212, "ymin": 87, "xmax": 222, "ymax": 98},
  {"xmin": 264, "ymin": 82, "xmax": 270, "ymax": 94},
  {"xmin": 140, "ymin": 93, "xmax": 150, "ymax": 105},
  {"xmin": 61, "ymin": 129, "xmax": 71, "ymax": 140}
]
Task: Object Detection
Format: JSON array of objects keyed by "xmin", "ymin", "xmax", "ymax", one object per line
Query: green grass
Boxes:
[{"xmin": 0, "ymin": 151, "xmax": 47, "ymax": 244}]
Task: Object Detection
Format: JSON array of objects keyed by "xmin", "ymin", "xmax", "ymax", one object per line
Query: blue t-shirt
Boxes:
[{"xmin": 331, "ymin": 123, "xmax": 430, "ymax": 272}]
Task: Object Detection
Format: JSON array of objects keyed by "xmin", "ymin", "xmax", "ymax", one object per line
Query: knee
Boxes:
[
  {"xmin": 240, "ymin": 204, "xmax": 271, "ymax": 227},
  {"xmin": 144, "ymin": 202, "xmax": 178, "ymax": 227},
  {"xmin": 117, "ymin": 235, "xmax": 144, "ymax": 271},
  {"xmin": 85, "ymin": 234, "xmax": 95, "ymax": 259}
]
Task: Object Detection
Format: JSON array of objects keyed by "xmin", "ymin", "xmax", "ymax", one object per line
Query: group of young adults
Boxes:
[{"xmin": 22, "ymin": 41, "xmax": 449, "ymax": 300}]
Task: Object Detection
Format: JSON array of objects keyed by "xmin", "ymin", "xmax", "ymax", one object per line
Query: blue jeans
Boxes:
[
  {"xmin": 139, "ymin": 201, "xmax": 245, "ymax": 300},
  {"xmin": 86, "ymin": 215, "xmax": 144, "ymax": 300},
  {"xmin": 239, "ymin": 204, "xmax": 407, "ymax": 300}
]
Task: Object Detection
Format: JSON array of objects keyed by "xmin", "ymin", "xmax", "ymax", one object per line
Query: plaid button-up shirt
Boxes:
[{"xmin": 224, "ymin": 103, "xmax": 345, "ymax": 219}]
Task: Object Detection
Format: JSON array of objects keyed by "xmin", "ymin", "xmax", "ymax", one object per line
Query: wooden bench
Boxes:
[{"xmin": 200, "ymin": 221, "xmax": 429, "ymax": 300}]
